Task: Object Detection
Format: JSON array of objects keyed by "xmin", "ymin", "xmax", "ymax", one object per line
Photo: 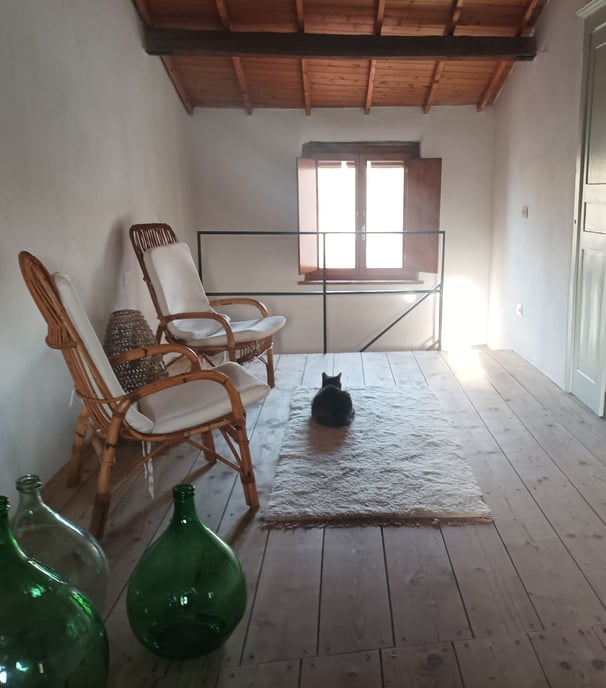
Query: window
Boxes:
[{"xmin": 297, "ymin": 142, "xmax": 442, "ymax": 282}]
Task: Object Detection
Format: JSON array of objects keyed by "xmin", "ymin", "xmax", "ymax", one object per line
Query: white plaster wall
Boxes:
[
  {"xmin": 187, "ymin": 107, "xmax": 495, "ymax": 353},
  {"xmin": 0, "ymin": 1, "xmax": 195, "ymax": 504},
  {"xmin": 489, "ymin": 0, "xmax": 585, "ymax": 387}
]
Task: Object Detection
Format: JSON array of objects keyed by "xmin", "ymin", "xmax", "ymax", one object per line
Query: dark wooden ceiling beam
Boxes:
[{"xmin": 145, "ymin": 29, "xmax": 536, "ymax": 61}]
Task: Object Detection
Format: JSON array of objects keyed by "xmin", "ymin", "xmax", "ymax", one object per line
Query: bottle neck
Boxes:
[
  {"xmin": 171, "ymin": 498, "xmax": 199, "ymax": 526},
  {"xmin": 15, "ymin": 474, "xmax": 46, "ymax": 512},
  {"xmin": 14, "ymin": 473, "xmax": 50, "ymax": 521},
  {"xmin": 170, "ymin": 485, "xmax": 199, "ymax": 526}
]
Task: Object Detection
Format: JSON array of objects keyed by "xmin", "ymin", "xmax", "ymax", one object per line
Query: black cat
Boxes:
[{"xmin": 311, "ymin": 372, "xmax": 355, "ymax": 427}]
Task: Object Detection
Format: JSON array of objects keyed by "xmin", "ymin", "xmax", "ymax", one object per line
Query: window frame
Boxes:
[{"xmin": 297, "ymin": 142, "xmax": 441, "ymax": 283}]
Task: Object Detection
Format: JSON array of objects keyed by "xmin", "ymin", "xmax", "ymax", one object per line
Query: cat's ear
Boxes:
[
  {"xmin": 322, "ymin": 372, "xmax": 328, "ymax": 384},
  {"xmin": 335, "ymin": 373, "xmax": 342, "ymax": 382}
]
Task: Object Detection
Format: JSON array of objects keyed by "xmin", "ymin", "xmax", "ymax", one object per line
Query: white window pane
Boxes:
[
  {"xmin": 318, "ymin": 164, "xmax": 356, "ymax": 269},
  {"xmin": 366, "ymin": 234, "xmax": 404, "ymax": 269},
  {"xmin": 366, "ymin": 163, "xmax": 404, "ymax": 269},
  {"xmin": 323, "ymin": 233, "xmax": 356, "ymax": 269}
]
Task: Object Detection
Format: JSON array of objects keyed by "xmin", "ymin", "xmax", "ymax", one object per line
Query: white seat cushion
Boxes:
[
  {"xmin": 53, "ymin": 274, "xmax": 154, "ymax": 433},
  {"xmin": 138, "ymin": 362, "xmax": 270, "ymax": 434},
  {"xmin": 144, "ymin": 243, "xmax": 225, "ymax": 339}
]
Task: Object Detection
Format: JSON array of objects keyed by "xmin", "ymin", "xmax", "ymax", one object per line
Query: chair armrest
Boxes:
[
  {"xmin": 159, "ymin": 311, "xmax": 236, "ymax": 348},
  {"xmin": 209, "ymin": 298, "xmax": 269, "ymax": 318},
  {"xmin": 108, "ymin": 343, "xmax": 200, "ymax": 369}
]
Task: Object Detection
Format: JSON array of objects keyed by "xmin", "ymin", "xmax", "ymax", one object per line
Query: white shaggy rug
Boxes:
[{"xmin": 262, "ymin": 384, "xmax": 492, "ymax": 528}]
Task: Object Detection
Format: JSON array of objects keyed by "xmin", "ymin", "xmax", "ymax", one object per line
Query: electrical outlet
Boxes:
[{"xmin": 516, "ymin": 303, "xmax": 523, "ymax": 317}]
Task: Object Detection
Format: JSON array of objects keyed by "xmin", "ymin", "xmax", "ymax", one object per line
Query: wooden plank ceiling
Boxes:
[{"xmin": 133, "ymin": 0, "xmax": 546, "ymax": 115}]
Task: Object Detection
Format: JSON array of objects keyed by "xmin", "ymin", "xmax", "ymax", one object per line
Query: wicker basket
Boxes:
[{"xmin": 103, "ymin": 309, "xmax": 167, "ymax": 393}]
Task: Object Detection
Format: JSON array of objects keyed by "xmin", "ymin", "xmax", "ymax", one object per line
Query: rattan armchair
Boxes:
[
  {"xmin": 129, "ymin": 223, "xmax": 285, "ymax": 387},
  {"xmin": 19, "ymin": 251, "xmax": 270, "ymax": 539}
]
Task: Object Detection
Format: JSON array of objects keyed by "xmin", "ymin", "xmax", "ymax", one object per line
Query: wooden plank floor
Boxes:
[{"xmin": 42, "ymin": 350, "xmax": 606, "ymax": 687}]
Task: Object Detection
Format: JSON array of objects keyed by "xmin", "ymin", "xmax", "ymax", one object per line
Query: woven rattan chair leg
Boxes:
[
  {"xmin": 90, "ymin": 493, "xmax": 111, "ymax": 541},
  {"xmin": 266, "ymin": 347, "xmax": 276, "ymax": 388},
  {"xmin": 242, "ymin": 474, "xmax": 259, "ymax": 510},
  {"xmin": 202, "ymin": 430, "xmax": 216, "ymax": 464},
  {"xmin": 236, "ymin": 426, "xmax": 258, "ymax": 509},
  {"xmin": 67, "ymin": 407, "xmax": 90, "ymax": 487},
  {"xmin": 89, "ymin": 439, "xmax": 117, "ymax": 539}
]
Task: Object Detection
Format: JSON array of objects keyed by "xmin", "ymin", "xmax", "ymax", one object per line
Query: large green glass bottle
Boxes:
[
  {"xmin": 126, "ymin": 483, "xmax": 246, "ymax": 659},
  {"xmin": 0, "ymin": 495, "xmax": 109, "ymax": 687},
  {"xmin": 11, "ymin": 474, "xmax": 110, "ymax": 612}
]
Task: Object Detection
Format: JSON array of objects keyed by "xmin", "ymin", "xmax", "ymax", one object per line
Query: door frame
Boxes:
[{"xmin": 567, "ymin": 0, "xmax": 606, "ymax": 411}]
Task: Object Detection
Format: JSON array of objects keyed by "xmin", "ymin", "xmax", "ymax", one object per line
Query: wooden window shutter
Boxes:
[
  {"xmin": 297, "ymin": 158, "xmax": 319, "ymax": 274},
  {"xmin": 403, "ymin": 158, "xmax": 442, "ymax": 274}
]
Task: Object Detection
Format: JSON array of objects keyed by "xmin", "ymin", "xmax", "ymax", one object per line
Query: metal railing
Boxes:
[{"xmin": 197, "ymin": 230, "xmax": 445, "ymax": 353}]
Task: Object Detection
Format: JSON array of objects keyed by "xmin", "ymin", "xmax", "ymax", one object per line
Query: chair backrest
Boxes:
[
  {"xmin": 129, "ymin": 223, "xmax": 179, "ymax": 329},
  {"xmin": 19, "ymin": 252, "xmax": 152, "ymax": 433},
  {"xmin": 143, "ymin": 243, "xmax": 225, "ymax": 339},
  {"xmin": 129, "ymin": 222, "xmax": 179, "ymax": 261}
]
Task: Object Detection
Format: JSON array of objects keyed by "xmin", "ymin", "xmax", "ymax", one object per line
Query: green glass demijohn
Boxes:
[
  {"xmin": 126, "ymin": 483, "xmax": 246, "ymax": 660},
  {"xmin": 11, "ymin": 474, "xmax": 110, "ymax": 612},
  {"xmin": 0, "ymin": 495, "xmax": 109, "ymax": 687}
]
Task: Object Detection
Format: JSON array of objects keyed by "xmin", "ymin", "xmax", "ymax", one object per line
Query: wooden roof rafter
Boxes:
[
  {"xmin": 376, "ymin": 0, "xmax": 386, "ymax": 35},
  {"xmin": 296, "ymin": 1, "xmax": 310, "ymax": 115},
  {"xmin": 476, "ymin": 0, "xmax": 542, "ymax": 111},
  {"xmin": 214, "ymin": 0, "xmax": 253, "ymax": 115},
  {"xmin": 423, "ymin": 61, "xmax": 445, "ymax": 114},
  {"xmin": 295, "ymin": 0, "xmax": 305, "ymax": 31},
  {"xmin": 301, "ymin": 59, "xmax": 312, "ymax": 115},
  {"xmin": 132, "ymin": 0, "xmax": 547, "ymax": 115},
  {"xmin": 133, "ymin": 0, "xmax": 194, "ymax": 114},
  {"xmin": 233, "ymin": 57, "xmax": 253, "ymax": 115},
  {"xmin": 519, "ymin": 0, "xmax": 544, "ymax": 33},
  {"xmin": 423, "ymin": 0, "xmax": 464, "ymax": 114},
  {"xmin": 365, "ymin": 60, "xmax": 377, "ymax": 115},
  {"xmin": 214, "ymin": 0, "xmax": 230, "ymax": 28},
  {"xmin": 365, "ymin": 0, "xmax": 386, "ymax": 115},
  {"xmin": 477, "ymin": 59, "xmax": 508, "ymax": 111}
]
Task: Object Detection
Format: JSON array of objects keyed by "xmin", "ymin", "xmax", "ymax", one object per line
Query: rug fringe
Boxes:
[{"xmin": 260, "ymin": 514, "xmax": 494, "ymax": 530}]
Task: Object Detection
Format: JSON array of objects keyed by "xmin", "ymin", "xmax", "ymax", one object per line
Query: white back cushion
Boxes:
[
  {"xmin": 143, "ymin": 243, "xmax": 224, "ymax": 339},
  {"xmin": 53, "ymin": 274, "xmax": 153, "ymax": 433}
]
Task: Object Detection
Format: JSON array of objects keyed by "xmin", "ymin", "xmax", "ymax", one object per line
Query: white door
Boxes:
[{"xmin": 571, "ymin": 6, "xmax": 606, "ymax": 414}]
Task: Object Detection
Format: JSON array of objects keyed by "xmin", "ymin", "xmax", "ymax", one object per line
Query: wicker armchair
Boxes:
[
  {"xmin": 129, "ymin": 223, "xmax": 285, "ymax": 387},
  {"xmin": 19, "ymin": 251, "xmax": 270, "ymax": 539}
]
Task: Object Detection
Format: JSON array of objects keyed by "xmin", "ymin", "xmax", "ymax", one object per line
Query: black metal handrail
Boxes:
[{"xmin": 197, "ymin": 230, "xmax": 445, "ymax": 353}]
